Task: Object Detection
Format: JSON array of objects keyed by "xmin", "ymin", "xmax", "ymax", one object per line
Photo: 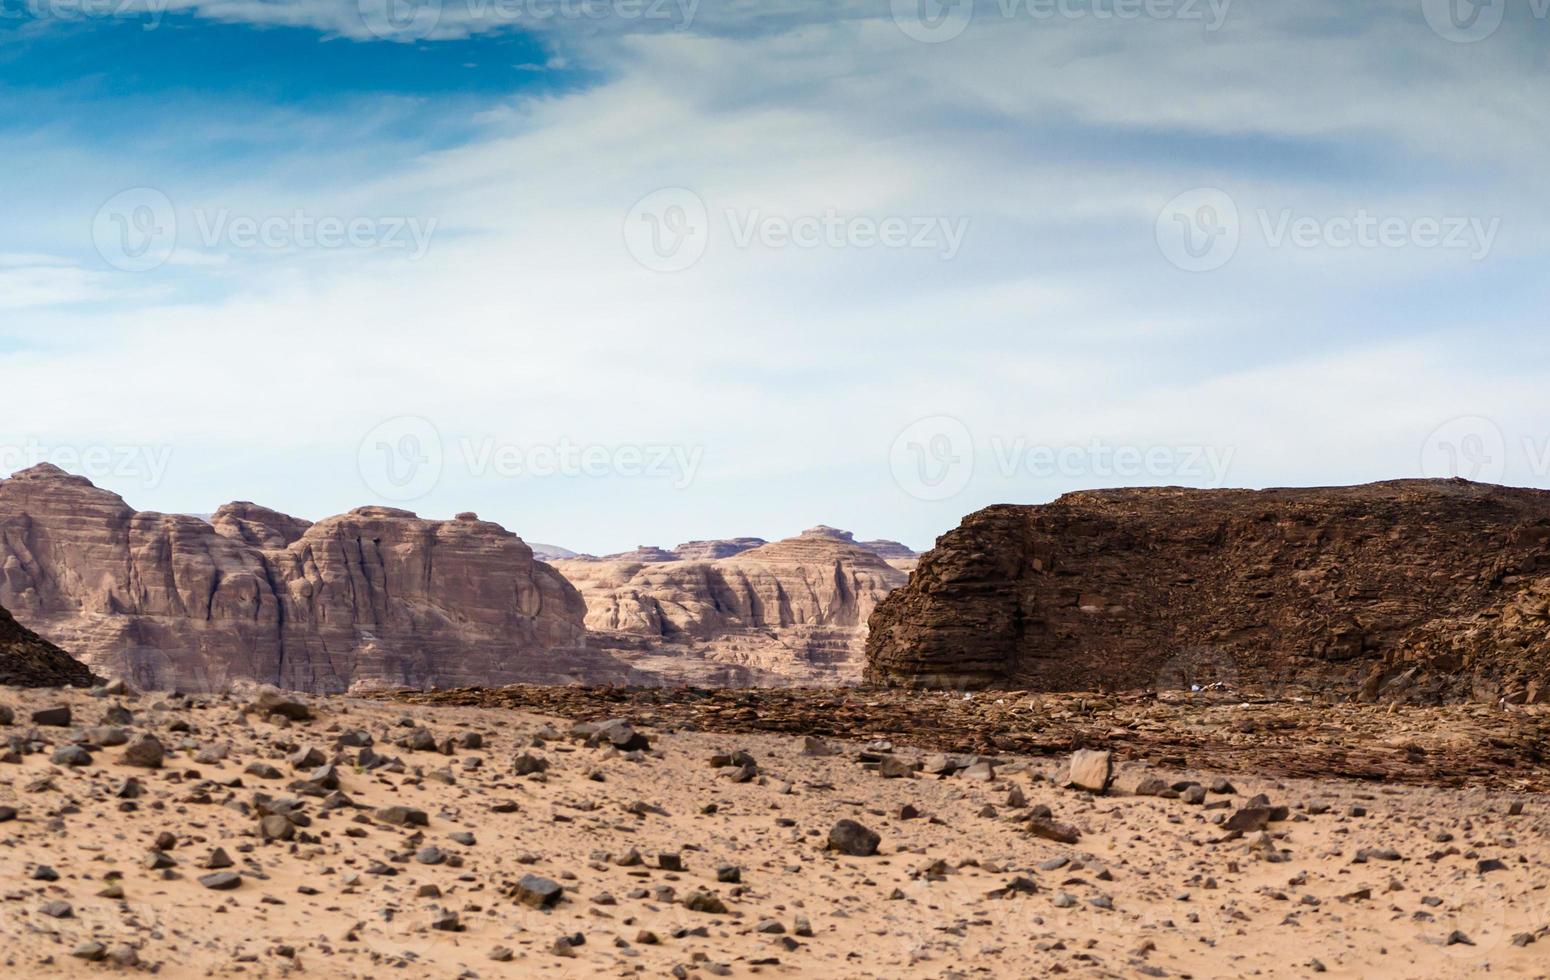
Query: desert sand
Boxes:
[{"xmin": 1, "ymin": 684, "xmax": 1547, "ymax": 978}]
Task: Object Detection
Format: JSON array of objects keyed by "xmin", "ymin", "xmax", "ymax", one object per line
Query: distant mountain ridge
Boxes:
[
  {"xmin": 0, "ymin": 465, "xmax": 623, "ymax": 693},
  {"xmin": 552, "ymin": 526, "xmax": 910, "ymax": 686}
]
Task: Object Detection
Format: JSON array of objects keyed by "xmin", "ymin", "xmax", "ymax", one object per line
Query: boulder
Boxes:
[
  {"xmin": 121, "ymin": 734, "xmax": 165, "ymax": 769},
  {"xmin": 1066, "ymin": 749, "xmax": 1113, "ymax": 793},
  {"xmin": 827, "ymin": 820, "xmax": 881, "ymax": 857}
]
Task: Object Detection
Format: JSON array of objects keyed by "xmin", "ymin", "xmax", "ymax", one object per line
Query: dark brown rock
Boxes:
[
  {"xmin": 826, "ymin": 819, "xmax": 881, "ymax": 857},
  {"xmin": 0, "ymin": 604, "xmax": 97, "ymax": 689},
  {"xmin": 866, "ymin": 480, "xmax": 1550, "ymax": 701}
]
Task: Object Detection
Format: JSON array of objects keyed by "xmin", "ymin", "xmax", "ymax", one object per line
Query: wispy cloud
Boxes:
[{"xmin": 1, "ymin": 2, "xmax": 1547, "ymax": 551}]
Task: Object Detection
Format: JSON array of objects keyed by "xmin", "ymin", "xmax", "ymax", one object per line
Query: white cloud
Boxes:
[{"xmin": 2, "ymin": 2, "xmax": 1547, "ymax": 551}]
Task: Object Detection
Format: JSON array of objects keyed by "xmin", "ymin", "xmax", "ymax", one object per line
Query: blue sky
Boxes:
[{"xmin": 2, "ymin": 0, "xmax": 1549, "ymax": 554}]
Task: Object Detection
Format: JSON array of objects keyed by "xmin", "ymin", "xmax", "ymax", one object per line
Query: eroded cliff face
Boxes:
[
  {"xmin": 552, "ymin": 527, "xmax": 909, "ymax": 685},
  {"xmin": 0, "ymin": 465, "xmax": 618, "ymax": 692},
  {"xmin": 866, "ymin": 480, "xmax": 1550, "ymax": 703}
]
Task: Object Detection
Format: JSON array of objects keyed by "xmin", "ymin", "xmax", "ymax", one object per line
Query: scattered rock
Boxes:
[
  {"xmin": 827, "ymin": 819, "xmax": 881, "ymax": 857},
  {"xmin": 514, "ymin": 874, "xmax": 563, "ymax": 909},
  {"xmin": 1065, "ymin": 749, "xmax": 1112, "ymax": 793},
  {"xmin": 121, "ymin": 733, "xmax": 165, "ymax": 768}
]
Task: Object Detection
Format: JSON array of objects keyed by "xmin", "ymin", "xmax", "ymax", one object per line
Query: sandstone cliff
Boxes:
[
  {"xmin": 553, "ymin": 526, "xmax": 909, "ymax": 685},
  {"xmin": 866, "ymin": 480, "xmax": 1550, "ymax": 703},
  {"xmin": 671, "ymin": 537, "xmax": 766, "ymax": 562},
  {"xmin": 0, "ymin": 601, "xmax": 98, "ymax": 688},
  {"xmin": 0, "ymin": 465, "xmax": 624, "ymax": 692}
]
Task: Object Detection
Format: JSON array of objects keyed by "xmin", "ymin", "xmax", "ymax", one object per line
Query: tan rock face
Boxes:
[
  {"xmin": 553, "ymin": 526, "xmax": 908, "ymax": 685},
  {"xmin": 865, "ymin": 480, "xmax": 1550, "ymax": 702},
  {"xmin": 671, "ymin": 537, "xmax": 766, "ymax": 562},
  {"xmin": 0, "ymin": 465, "xmax": 618, "ymax": 693}
]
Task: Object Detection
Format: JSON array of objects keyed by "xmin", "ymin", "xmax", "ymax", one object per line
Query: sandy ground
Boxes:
[{"xmin": 1, "ymin": 685, "xmax": 1547, "ymax": 979}]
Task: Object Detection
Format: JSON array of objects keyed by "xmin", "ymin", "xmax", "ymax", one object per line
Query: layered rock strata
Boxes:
[
  {"xmin": 866, "ymin": 480, "xmax": 1550, "ymax": 703},
  {"xmin": 0, "ymin": 465, "xmax": 616, "ymax": 692},
  {"xmin": 553, "ymin": 527, "xmax": 908, "ymax": 685}
]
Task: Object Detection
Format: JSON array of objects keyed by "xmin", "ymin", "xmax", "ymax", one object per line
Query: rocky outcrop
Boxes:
[
  {"xmin": 860, "ymin": 539, "xmax": 918, "ymax": 560},
  {"xmin": 866, "ymin": 480, "xmax": 1550, "ymax": 703},
  {"xmin": 1374, "ymin": 575, "xmax": 1550, "ymax": 704},
  {"xmin": 0, "ymin": 465, "xmax": 624, "ymax": 693},
  {"xmin": 0, "ymin": 601, "xmax": 98, "ymax": 688},
  {"xmin": 528, "ymin": 543, "xmax": 583, "ymax": 562},
  {"xmin": 672, "ymin": 537, "xmax": 767, "ymax": 562},
  {"xmin": 553, "ymin": 527, "xmax": 908, "ymax": 685},
  {"xmin": 208, "ymin": 502, "xmax": 312, "ymax": 549},
  {"xmin": 601, "ymin": 546, "xmax": 680, "ymax": 564}
]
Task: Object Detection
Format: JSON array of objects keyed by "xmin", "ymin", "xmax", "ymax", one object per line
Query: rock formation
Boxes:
[
  {"xmin": 601, "ymin": 546, "xmax": 680, "ymax": 564},
  {"xmin": 859, "ymin": 538, "xmax": 918, "ymax": 560},
  {"xmin": 0, "ymin": 465, "xmax": 625, "ymax": 693},
  {"xmin": 671, "ymin": 537, "xmax": 767, "ymax": 562},
  {"xmin": 0, "ymin": 601, "xmax": 98, "ymax": 688},
  {"xmin": 866, "ymin": 480, "xmax": 1550, "ymax": 703},
  {"xmin": 553, "ymin": 527, "xmax": 908, "ymax": 685},
  {"xmin": 528, "ymin": 542, "xmax": 583, "ymax": 561}
]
